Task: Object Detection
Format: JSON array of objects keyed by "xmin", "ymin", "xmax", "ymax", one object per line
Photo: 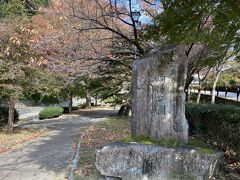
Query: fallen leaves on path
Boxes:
[
  {"xmin": 75, "ymin": 116, "xmax": 131, "ymax": 178},
  {"xmin": 0, "ymin": 128, "xmax": 47, "ymax": 156}
]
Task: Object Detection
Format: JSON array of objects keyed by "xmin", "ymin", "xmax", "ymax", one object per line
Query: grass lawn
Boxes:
[
  {"xmin": 75, "ymin": 114, "xmax": 240, "ymax": 180},
  {"xmin": 0, "ymin": 127, "xmax": 47, "ymax": 155},
  {"xmin": 74, "ymin": 116, "xmax": 131, "ymax": 179}
]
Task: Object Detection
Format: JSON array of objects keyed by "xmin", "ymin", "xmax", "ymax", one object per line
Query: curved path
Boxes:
[{"xmin": 0, "ymin": 109, "xmax": 116, "ymax": 180}]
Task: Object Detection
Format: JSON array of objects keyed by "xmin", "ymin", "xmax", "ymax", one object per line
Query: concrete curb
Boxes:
[{"xmin": 68, "ymin": 141, "xmax": 81, "ymax": 180}]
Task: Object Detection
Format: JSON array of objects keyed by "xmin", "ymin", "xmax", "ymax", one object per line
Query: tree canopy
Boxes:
[
  {"xmin": 0, "ymin": 0, "xmax": 49, "ymax": 20},
  {"xmin": 145, "ymin": 0, "xmax": 240, "ymax": 54}
]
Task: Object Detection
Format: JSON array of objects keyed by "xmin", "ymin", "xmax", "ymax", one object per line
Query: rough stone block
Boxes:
[
  {"xmin": 96, "ymin": 143, "xmax": 223, "ymax": 180},
  {"xmin": 131, "ymin": 45, "xmax": 189, "ymax": 144}
]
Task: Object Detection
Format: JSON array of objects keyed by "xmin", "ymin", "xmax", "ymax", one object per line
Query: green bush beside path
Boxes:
[
  {"xmin": 39, "ymin": 107, "xmax": 64, "ymax": 120},
  {"xmin": 186, "ymin": 103, "xmax": 240, "ymax": 160},
  {"xmin": 0, "ymin": 107, "xmax": 19, "ymax": 127}
]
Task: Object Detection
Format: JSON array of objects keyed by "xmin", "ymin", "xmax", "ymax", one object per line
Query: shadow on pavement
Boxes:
[{"xmin": 0, "ymin": 108, "xmax": 118, "ymax": 180}]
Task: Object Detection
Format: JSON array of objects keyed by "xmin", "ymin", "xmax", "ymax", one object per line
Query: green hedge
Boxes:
[
  {"xmin": 0, "ymin": 107, "xmax": 19, "ymax": 126},
  {"xmin": 186, "ymin": 103, "xmax": 240, "ymax": 159},
  {"xmin": 39, "ymin": 107, "xmax": 64, "ymax": 120}
]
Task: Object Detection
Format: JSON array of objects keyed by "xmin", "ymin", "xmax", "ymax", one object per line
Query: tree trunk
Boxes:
[
  {"xmin": 118, "ymin": 105, "xmax": 126, "ymax": 116},
  {"xmin": 118, "ymin": 104, "xmax": 131, "ymax": 116},
  {"xmin": 86, "ymin": 91, "xmax": 91, "ymax": 109},
  {"xmin": 187, "ymin": 88, "xmax": 192, "ymax": 102},
  {"xmin": 185, "ymin": 76, "xmax": 194, "ymax": 102},
  {"xmin": 7, "ymin": 96, "xmax": 15, "ymax": 134},
  {"xmin": 225, "ymin": 88, "xmax": 228, "ymax": 98},
  {"xmin": 95, "ymin": 98, "xmax": 97, "ymax": 106},
  {"xmin": 68, "ymin": 93, "xmax": 73, "ymax": 113},
  {"xmin": 211, "ymin": 71, "xmax": 221, "ymax": 104},
  {"xmin": 197, "ymin": 88, "xmax": 202, "ymax": 103},
  {"xmin": 124, "ymin": 105, "xmax": 131, "ymax": 116},
  {"xmin": 185, "ymin": 91, "xmax": 189, "ymax": 102},
  {"xmin": 186, "ymin": 88, "xmax": 192, "ymax": 102}
]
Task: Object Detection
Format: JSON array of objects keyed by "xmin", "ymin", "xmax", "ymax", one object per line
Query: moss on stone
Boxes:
[
  {"xmin": 121, "ymin": 136, "xmax": 215, "ymax": 154},
  {"xmin": 121, "ymin": 135, "xmax": 156, "ymax": 145},
  {"xmin": 158, "ymin": 137, "xmax": 181, "ymax": 148},
  {"xmin": 195, "ymin": 147, "xmax": 214, "ymax": 154},
  {"xmin": 188, "ymin": 138, "xmax": 215, "ymax": 154},
  {"xmin": 121, "ymin": 136, "xmax": 136, "ymax": 143},
  {"xmin": 121, "ymin": 136, "xmax": 181, "ymax": 148}
]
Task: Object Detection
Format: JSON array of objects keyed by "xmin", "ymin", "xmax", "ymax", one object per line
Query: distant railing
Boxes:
[{"xmin": 189, "ymin": 88, "xmax": 240, "ymax": 101}]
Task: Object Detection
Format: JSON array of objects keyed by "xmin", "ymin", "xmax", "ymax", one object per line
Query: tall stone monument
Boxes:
[
  {"xmin": 131, "ymin": 45, "xmax": 188, "ymax": 144},
  {"xmin": 95, "ymin": 45, "xmax": 223, "ymax": 180}
]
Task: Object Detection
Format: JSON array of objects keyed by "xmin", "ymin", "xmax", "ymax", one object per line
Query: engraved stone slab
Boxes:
[
  {"xmin": 131, "ymin": 45, "xmax": 189, "ymax": 144},
  {"xmin": 96, "ymin": 143, "xmax": 223, "ymax": 180}
]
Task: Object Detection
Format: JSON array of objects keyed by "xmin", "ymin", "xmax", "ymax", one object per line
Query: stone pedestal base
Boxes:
[{"xmin": 96, "ymin": 143, "xmax": 223, "ymax": 180}]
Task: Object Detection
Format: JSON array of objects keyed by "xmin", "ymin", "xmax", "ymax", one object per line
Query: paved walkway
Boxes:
[{"xmin": 0, "ymin": 109, "xmax": 117, "ymax": 180}]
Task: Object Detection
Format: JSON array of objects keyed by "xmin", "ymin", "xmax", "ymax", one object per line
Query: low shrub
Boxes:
[
  {"xmin": 39, "ymin": 107, "xmax": 63, "ymax": 120},
  {"xmin": 0, "ymin": 106, "xmax": 19, "ymax": 126},
  {"xmin": 186, "ymin": 103, "xmax": 240, "ymax": 159}
]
